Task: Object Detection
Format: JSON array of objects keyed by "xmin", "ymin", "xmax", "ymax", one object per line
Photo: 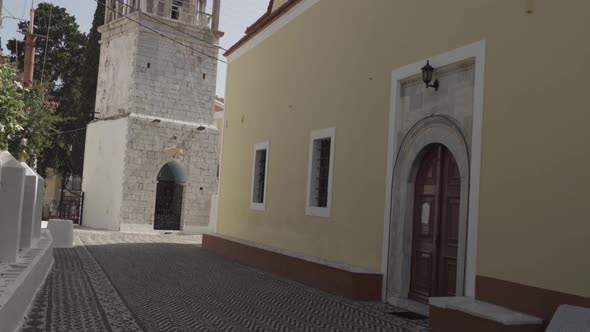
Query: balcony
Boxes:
[{"xmin": 105, "ymin": 0, "xmax": 221, "ymax": 31}]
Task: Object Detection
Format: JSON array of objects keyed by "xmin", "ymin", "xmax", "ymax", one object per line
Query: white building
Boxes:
[{"xmin": 82, "ymin": 0, "xmax": 223, "ymax": 233}]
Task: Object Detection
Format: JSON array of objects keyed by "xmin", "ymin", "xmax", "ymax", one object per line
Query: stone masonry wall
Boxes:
[
  {"xmin": 397, "ymin": 59, "xmax": 475, "ymax": 153},
  {"xmin": 119, "ymin": 115, "xmax": 218, "ymax": 230},
  {"xmin": 96, "ymin": 14, "xmax": 219, "ymax": 123},
  {"xmin": 129, "ymin": 18, "xmax": 219, "ymax": 123},
  {"xmin": 95, "ymin": 25, "xmax": 137, "ymax": 119},
  {"xmin": 87, "ymin": 13, "xmax": 220, "ymax": 233}
]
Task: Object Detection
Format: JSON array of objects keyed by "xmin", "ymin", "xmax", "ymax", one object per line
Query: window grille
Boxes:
[
  {"xmin": 252, "ymin": 149, "xmax": 267, "ymax": 204},
  {"xmin": 311, "ymin": 138, "xmax": 331, "ymax": 208}
]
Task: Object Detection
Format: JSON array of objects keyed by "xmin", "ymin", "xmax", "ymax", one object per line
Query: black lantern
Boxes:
[{"xmin": 421, "ymin": 60, "xmax": 439, "ymax": 91}]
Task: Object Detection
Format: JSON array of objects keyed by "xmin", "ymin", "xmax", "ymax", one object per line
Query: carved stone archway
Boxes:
[{"xmin": 386, "ymin": 116, "xmax": 471, "ymax": 310}]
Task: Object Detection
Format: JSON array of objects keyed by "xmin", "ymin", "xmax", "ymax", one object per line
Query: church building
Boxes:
[
  {"xmin": 205, "ymin": 1, "xmax": 590, "ymax": 331},
  {"xmin": 82, "ymin": 0, "xmax": 222, "ymax": 233}
]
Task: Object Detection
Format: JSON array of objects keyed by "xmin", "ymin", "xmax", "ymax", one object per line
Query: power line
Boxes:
[
  {"xmin": 21, "ymin": 0, "xmax": 28, "ymax": 20},
  {"xmin": 41, "ymin": 4, "xmax": 52, "ymax": 83},
  {"xmin": 91, "ymin": 0, "xmax": 226, "ymax": 64},
  {"xmin": 110, "ymin": 0, "xmax": 226, "ymax": 52},
  {"xmin": 54, "ymin": 127, "xmax": 87, "ymax": 135},
  {"xmin": 1, "ymin": 3, "xmax": 16, "ymax": 18}
]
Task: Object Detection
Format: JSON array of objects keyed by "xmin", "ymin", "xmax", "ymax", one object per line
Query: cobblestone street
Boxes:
[{"xmin": 20, "ymin": 230, "xmax": 428, "ymax": 332}]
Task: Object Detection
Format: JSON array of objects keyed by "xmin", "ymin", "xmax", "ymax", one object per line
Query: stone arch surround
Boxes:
[
  {"xmin": 385, "ymin": 115, "xmax": 471, "ymax": 307},
  {"xmin": 382, "ymin": 41, "xmax": 487, "ymax": 310},
  {"xmin": 154, "ymin": 159, "xmax": 189, "ymax": 184}
]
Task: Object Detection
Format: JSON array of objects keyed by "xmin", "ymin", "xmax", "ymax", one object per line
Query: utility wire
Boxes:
[
  {"xmin": 91, "ymin": 0, "xmax": 226, "ymax": 63},
  {"xmin": 2, "ymin": 3, "xmax": 16, "ymax": 18},
  {"xmin": 21, "ymin": 0, "xmax": 29, "ymax": 20},
  {"xmin": 41, "ymin": 4, "xmax": 52, "ymax": 84},
  {"xmin": 109, "ymin": 0, "xmax": 226, "ymax": 52},
  {"xmin": 53, "ymin": 127, "xmax": 87, "ymax": 135}
]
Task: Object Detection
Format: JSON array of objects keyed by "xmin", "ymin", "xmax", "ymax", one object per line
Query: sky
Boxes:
[{"xmin": 0, "ymin": 0, "xmax": 269, "ymax": 97}]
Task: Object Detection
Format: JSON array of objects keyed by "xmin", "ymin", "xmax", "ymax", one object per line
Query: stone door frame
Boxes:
[{"xmin": 382, "ymin": 40, "xmax": 487, "ymax": 306}]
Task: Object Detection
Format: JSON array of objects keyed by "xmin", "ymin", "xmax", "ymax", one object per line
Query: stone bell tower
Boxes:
[{"xmin": 82, "ymin": 0, "xmax": 223, "ymax": 233}]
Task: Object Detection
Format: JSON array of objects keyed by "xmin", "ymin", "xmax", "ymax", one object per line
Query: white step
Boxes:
[
  {"xmin": 429, "ymin": 296, "xmax": 543, "ymax": 326},
  {"xmin": 546, "ymin": 304, "xmax": 590, "ymax": 332}
]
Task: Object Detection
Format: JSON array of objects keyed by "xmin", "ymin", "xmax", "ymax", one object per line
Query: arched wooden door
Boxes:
[{"xmin": 409, "ymin": 144, "xmax": 461, "ymax": 303}]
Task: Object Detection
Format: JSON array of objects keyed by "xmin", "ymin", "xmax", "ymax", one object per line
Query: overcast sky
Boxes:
[{"xmin": 1, "ymin": 0, "xmax": 268, "ymax": 97}]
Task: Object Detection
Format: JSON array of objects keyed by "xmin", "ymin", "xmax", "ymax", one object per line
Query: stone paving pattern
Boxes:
[{"xmin": 21, "ymin": 230, "xmax": 428, "ymax": 331}]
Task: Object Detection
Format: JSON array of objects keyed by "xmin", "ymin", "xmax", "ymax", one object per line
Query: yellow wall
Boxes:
[
  {"xmin": 215, "ymin": 117, "xmax": 224, "ymax": 154},
  {"xmin": 218, "ymin": 0, "xmax": 590, "ymax": 297}
]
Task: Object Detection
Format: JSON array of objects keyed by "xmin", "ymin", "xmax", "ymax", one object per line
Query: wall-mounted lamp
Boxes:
[
  {"xmin": 197, "ymin": 125, "xmax": 206, "ymax": 131},
  {"xmin": 421, "ymin": 60, "xmax": 439, "ymax": 91}
]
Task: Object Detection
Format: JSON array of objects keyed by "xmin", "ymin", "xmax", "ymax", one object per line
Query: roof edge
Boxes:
[{"xmin": 223, "ymin": 0, "xmax": 304, "ymax": 57}]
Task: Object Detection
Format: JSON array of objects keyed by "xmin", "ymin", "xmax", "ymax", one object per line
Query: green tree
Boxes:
[
  {"xmin": 1, "ymin": 58, "xmax": 61, "ymax": 161},
  {"xmin": 71, "ymin": 2, "xmax": 105, "ymax": 176},
  {"xmin": 6, "ymin": 3, "xmax": 87, "ymax": 89},
  {"xmin": 0, "ymin": 59, "xmax": 25, "ymax": 151},
  {"xmin": 6, "ymin": 3, "xmax": 87, "ymax": 178},
  {"xmin": 7, "ymin": 83, "xmax": 62, "ymax": 163}
]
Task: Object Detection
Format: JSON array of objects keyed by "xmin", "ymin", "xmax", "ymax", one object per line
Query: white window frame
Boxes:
[
  {"xmin": 305, "ymin": 128, "xmax": 336, "ymax": 218},
  {"xmin": 250, "ymin": 141, "xmax": 270, "ymax": 211}
]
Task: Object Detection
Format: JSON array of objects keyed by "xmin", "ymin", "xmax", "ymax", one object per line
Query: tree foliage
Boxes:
[
  {"xmin": 0, "ymin": 59, "xmax": 25, "ymax": 151},
  {"xmin": 80, "ymin": 1, "xmax": 105, "ymax": 122},
  {"xmin": 7, "ymin": 3, "xmax": 87, "ymax": 89},
  {"xmin": 7, "ymin": 84, "xmax": 62, "ymax": 163},
  {"xmin": 0, "ymin": 58, "xmax": 61, "ymax": 161},
  {"xmin": 71, "ymin": 2, "xmax": 105, "ymax": 176},
  {"xmin": 6, "ymin": 3, "xmax": 88, "ymax": 178}
]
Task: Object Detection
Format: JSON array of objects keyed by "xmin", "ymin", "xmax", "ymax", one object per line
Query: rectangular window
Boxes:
[
  {"xmin": 306, "ymin": 128, "xmax": 335, "ymax": 217},
  {"xmin": 250, "ymin": 142, "xmax": 269, "ymax": 210},
  {"xmin": 171, "ymin": 0, "xmax": 182, "ymax": 20}
]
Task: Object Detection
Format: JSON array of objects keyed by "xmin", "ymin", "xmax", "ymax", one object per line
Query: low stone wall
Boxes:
[
  {"xmin": 202, "ymin": 233, "xmax": 382, "ymax": 301},
  {"xmin": 0, "ymin": 230, "xmax": 54, "ymax": 332},
  {"xmin": 0, "ymin": 151, "xmax": 53, "ymax": 332}
]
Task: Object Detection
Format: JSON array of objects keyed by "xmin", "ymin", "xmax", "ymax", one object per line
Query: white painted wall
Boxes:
[
  {"xmin": 33, "ymin": 176, "xmax": 44, "ymax": 243},
  {"xmin": 0, "ymin": 152, "xmax": 26, "ymax": 263},
  {"xmin": 19, "ymin": 163, "xmax": 39, "ymax": 250},
  {"xmin": 0, "ymin": 230, "xmax": 54, "ymax": 332},
  {"xmin": 82, "ymin": 117, "xmax": 128, "ymax": 230}
]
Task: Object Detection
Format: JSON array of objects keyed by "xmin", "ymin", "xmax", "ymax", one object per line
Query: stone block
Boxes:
[
  {"xmin": 0, "ymin": 152, "xmax": 26, "ymax": 263},
  {"xmin": 546, "ymin": 305, "xmax": 590, "ymax": 332},
  {"xmin": 34, "ymin": 176, "xmax": 45, "ymax": 242},
  {"xmin": 19, "ymin": 163, "xmax": 39, "ymax": 250},
  {"xmin": 47, "ymin": 219, "xmax": 74, "ymax": 248}
]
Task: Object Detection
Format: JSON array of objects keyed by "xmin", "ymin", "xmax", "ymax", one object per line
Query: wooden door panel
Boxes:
[
  {"xmin": 437, "ymin": 147, "xmax": 461, "ymax": 297},
  {"xmin": 444, "ymin": 198, "xmax": 460, "ymax": 244},
  {"xmin": 409, "ymin": 145, "xmax": 441, "ymax": 301},
  {"xmin": 410, "ymin": 144, "xmax": 461, "ymax": 303},
  {"xmin": 411, "ymin": 250, "xmax": 433, "ymax": 296},
  {"xmin": 441, "ymin": 258, "xmax": 457, "ymax": 296}
]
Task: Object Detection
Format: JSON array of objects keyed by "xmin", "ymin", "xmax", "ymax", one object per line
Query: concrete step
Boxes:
[
  {"xmin": 546, "ymin": 304, "xmax": 590, "ymax": 332},
  {"xmin": 429, "ymin": 297, "xmax": 543, "ymax": 332}
]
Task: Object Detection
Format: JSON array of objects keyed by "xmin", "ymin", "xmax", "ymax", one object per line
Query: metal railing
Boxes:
[{"xmin": 106, "ymin": 0, "xmax": 216, "ymax": 29}]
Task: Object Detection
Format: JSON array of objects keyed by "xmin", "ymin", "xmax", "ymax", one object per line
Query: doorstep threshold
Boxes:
[{"xmin": 429, "ymin": 296, "xmax": 543, "ymax": 326}]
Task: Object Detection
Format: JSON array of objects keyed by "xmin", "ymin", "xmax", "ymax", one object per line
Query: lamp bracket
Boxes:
[{"xmin": 426, "ymin": 79, "xmax": 440, "ymax": 91}]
